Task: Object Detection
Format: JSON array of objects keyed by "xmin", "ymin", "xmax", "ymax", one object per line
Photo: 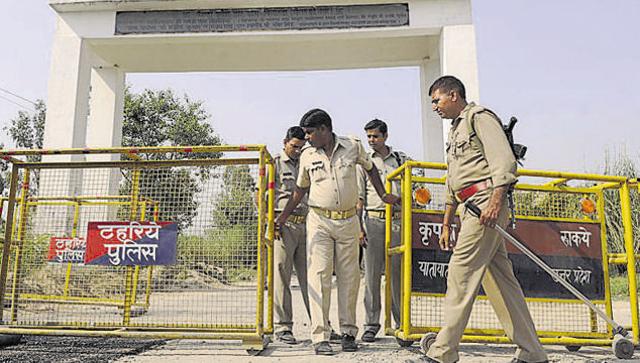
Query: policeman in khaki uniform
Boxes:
[
  {"xmin": 423, "ymin": 76, "xmax": 548, "ymax": 363},
  {"xmin": 272, "ymin": 126, "xmax": 310, "ymax": 344},
  {"xmin": 276, "ymin": 109, "xmax": 399, "ymax": 356},
  {"xmin": 356, "ymin": 119, "xmax": 407, "ymax": 342}
]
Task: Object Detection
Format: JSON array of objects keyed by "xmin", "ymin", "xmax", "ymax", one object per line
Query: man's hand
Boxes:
[
  {"xmin": 382, "ymin": 193, "xmax": 401, "ymax": 205},
  {"xmin": 275, "ymin": 214, "xmax": 287, "ymax": 230},
  {"xmin": 479, "ymin": 203, "xmax": 500, "ymax": 227},
  {"xmin": 478, "ymin": 185, "xmax": 507, "ymax": 227},
  {"xmin": 274, "ymin": 223, "xmax": 282, "ymax": 241},
  {"xmin": 438, "ymin": 225, "xmax": 453, "ymax": 251},
  {"xmin": 367, "ymin": 164, "xmax": 401, "ymax": 206},
  {"xmin": 275, "ymin": 186, "xmax": 308, "ymax": 232},
  {"xmin": 359, "ymin": 230, "xmax": 368, "ymax": 248}
]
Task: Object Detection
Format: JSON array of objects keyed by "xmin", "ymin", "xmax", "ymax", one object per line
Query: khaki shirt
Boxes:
[
  {"xmin": 445, "ymin": 102, "xmax": 517, "ymax": 205},
  {"xmin": 272, "ymin": 151, "xmax": 308, "ymax": 215},
  {"xmin": 357, "ymin": 147, "xmax": 408, "ymax": 211},
  {"xmin": 297, "ymin": 134, "xmax": 373, "ymax": 211}
]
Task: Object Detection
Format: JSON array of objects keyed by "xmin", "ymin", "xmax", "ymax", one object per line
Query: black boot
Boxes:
[{"xmin": 341, "ymin": 334, "xmax": 358, "ymax": 352}]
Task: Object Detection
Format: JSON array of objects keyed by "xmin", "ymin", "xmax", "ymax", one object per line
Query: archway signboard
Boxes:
[{"xmin": 115, "ymin": 4, "xmax": 411, "ymax": 34}]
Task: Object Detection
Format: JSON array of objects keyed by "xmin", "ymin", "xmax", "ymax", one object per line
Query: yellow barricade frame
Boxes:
[
  {"xmin": 0, "ymin": 145, "xmax": 276, "ymax": 352},
  {"xmin": 1, "ymin": 195, "xmax": 157, "ymax": 310},
  {"xmin": 385, "ymin": 161, "xmax": 639, "ymax": 348}
]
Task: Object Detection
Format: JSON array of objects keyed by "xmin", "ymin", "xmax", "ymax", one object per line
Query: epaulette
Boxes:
[{"xmin": 300, "ymin": 144, "xmax": 313, "ymax": 157}]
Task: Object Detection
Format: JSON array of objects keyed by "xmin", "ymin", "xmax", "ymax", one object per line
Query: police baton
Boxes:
[{"xmin": 464, "ymin": 201, "xmax": 634, "ymax": 357}]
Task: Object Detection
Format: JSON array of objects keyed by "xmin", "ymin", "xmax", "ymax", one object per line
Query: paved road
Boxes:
[{"xmin": 0, "ymin": 336, "xmax": 164, "ymax": 363}]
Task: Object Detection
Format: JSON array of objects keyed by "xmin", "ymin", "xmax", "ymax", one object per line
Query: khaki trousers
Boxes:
[
  {"xmin": 274, "ymin": 221, "xmax": 310, "ymax": 334},
  {"xmin": 306, "ymin": 209, "xmax": 360, "ymax": 343},
  {"xmin": 363, "ymin": 215, "xmax": 401, "ymax": 333},
  {"xmin": 427, "ymin": 192, "xmax": 547, "ymax": 363}
]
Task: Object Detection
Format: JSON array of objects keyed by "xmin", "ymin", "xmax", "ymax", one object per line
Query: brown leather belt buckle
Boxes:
[{"xmin": 455, "ymin": 179, "xmax": 491, "ymax": 202}]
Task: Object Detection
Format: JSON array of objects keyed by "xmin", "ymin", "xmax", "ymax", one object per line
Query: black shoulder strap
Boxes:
[
  {"xmin": 392, "ymin": 151, "xmax": 403, "ymax": 168},
  {"xmin": 466, "ymin": 108, "xmax": 501, "ymax": 140},
  {"xmin": 468, "ymin": 110, "xmax": 526, "ymax": 165},
  {"xmin": 464, "ymin": 109, "xmax": 497, "ymax": 158}
]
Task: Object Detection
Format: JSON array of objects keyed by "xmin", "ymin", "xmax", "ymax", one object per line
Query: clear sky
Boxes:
[{"xmin": 0, "ymin": 0, "xmax": 638, "ymax": 174}]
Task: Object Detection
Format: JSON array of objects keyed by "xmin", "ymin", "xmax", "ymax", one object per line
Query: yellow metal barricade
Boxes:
[
  {"xmin": 385, "ymin": 161, "xmax": 639, "ymax": 351},
  {"xmin": 6, "ymin": 196, "xmax": 155, "ymax": 311},
  {"xmin": 0, "ymin": 146, "xmax": 275, "ymax": 353}
]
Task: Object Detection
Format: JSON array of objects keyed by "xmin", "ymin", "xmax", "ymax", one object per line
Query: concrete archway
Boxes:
[{"xmin": 45, "ymin": 0, "xmax": 479, "ymax": 162}]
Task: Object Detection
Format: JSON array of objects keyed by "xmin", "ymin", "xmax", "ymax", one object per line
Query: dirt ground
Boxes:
[
  {"xmin": 116, "ymin": 276, "xmax": 639, "ymax": 363},
  {"xmin": 0, "ymin": 276, "xmax": 635, "ymax": 362},
  {"xmin": 117, "ymin": 338, "xmax": 640, "ymax": 363}
]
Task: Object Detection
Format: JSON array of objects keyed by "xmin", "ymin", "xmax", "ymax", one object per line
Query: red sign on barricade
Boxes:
[
  {"xmin": 47, "ymin": 237, "xmax": 86, "ymax": 264},
  {"xmin": 84, "ymin": 221, "xmax": 177, "ymax": 266},
  {"xmin": 411, "ymin": 213, "xmax": 604, "ymax": 300}
]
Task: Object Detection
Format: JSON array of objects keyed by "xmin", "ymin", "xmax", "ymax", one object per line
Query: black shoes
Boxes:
[
  {"xmin": 329, "ymin": 329, "xmax": 341, "ymax": 342},
  {"xmin": 275, "ymin": 330, "xmax": 297, "ymax": 345},
  {"xmin": 341, "ymin": 334, "xmax": 358, "ymax": 352},
  {"xmin": 314, "ymin": 335, "xmax": 358, "ymax": 355},
  {"xmin": 361, "ymin": 330, "xmax": 376, "ymax": 342},
  {"xmin": 314, "ymin": 341, "xmax": 335, "ymax": 355}
]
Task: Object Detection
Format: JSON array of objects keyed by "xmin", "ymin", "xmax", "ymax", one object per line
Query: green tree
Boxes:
[
  {"xmin": 0, "ymin": 146, "xmax": 8, "ymax": 197},
  {"xmin": 212, "ymin": 165, "xmax": 258, "ymax": 227},
  {"xmin": 5, "ymin": 100, "xmax": 46, "ymax": 154},
  {"xmin": 0, "ymin": 91, "xmax": 223, "ymax": 232},
  {"xmin": 1, "ymin": 100, "xmax": 45, "ymax": 236},
  {"xmin": 123, "ymin": 88, "xmax": 221, "ymax": 154},
  {"xmin": 0, "ymin": 142, "xmax": 6, "ymax": 234},
  {"xmin": 121, "ymin": 88, "xmax": 223, "ymax": 230},
  {"xmin": 160, "ymin": 164, "xmax": 260, "ymax": 282},
  {"xmin": 1, "ymin": 100, "xmax": 46, "ymax": 194},
  {"xmin": 210, "ymin": 165, "xmax": 259, "ymax": 269}
]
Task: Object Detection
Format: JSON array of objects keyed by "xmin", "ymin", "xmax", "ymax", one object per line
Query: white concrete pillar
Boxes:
[
  {"xmin": 43, "ymin": 17, "xmax": 92, "ymax": 153},
  {"xmin": 39, "ymin": 16, "xmax": 92, "ymax": 233},
  {"xmin": 84, "ymin": 67, "xmax": 125, "ymax": 199},
  {"xmin": 420, "ymin": 58, "xmax": 445, "ymax": 163},
  {"xmin": 86, "ymin": 67, "xmax": 124, "ymax": 152},
  {"xmin": 41, "ymin": 16, "xmax": 91, "ymax": 199},
  {"xmin": 438, "ymin": 24, "xmax": 480, "ymax": 151},
  {"xmin": 439, "ymin": 24, "xmax": 480, "ymax": 103}
]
